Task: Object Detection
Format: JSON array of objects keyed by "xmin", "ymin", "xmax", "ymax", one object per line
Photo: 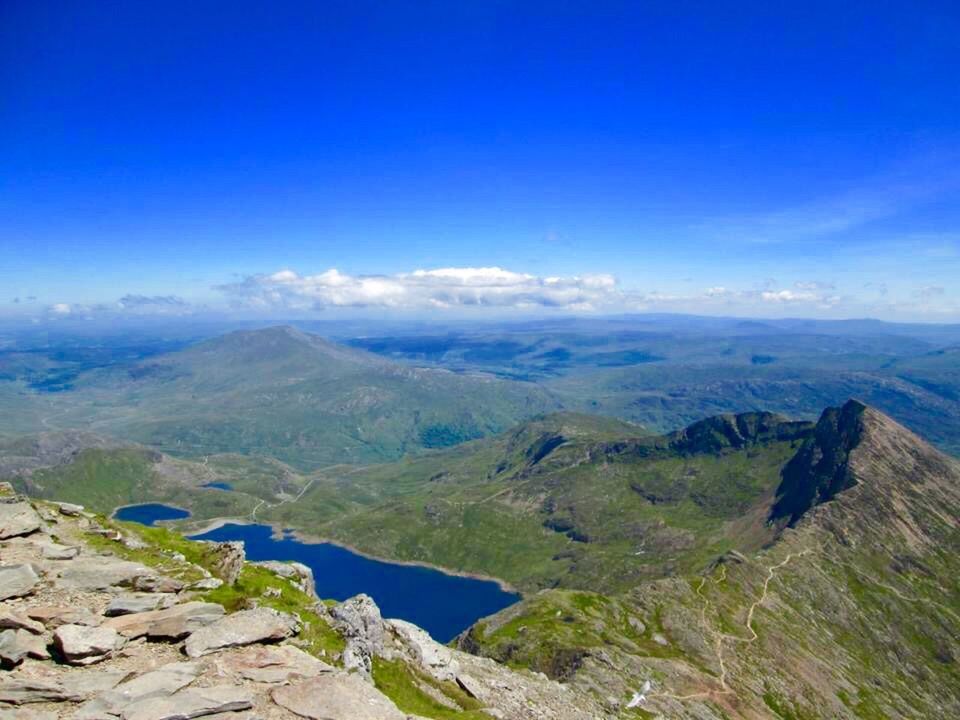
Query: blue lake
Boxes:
[
  {"xmin": 190, "ymin": 521, "xmax": 519, "ymax": 642},
  {"xmin": 114, "ymin": 503, "xmax": 191, "ymax": 526},
  {"xmin": 202, "ymin": 482, "xmax": 233, "ymax": 491}
]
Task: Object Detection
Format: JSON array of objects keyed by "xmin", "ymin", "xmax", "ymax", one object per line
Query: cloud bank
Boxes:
[{"xmin": 218, "ymin": 267, "xmax": 620, "ymax": 311}]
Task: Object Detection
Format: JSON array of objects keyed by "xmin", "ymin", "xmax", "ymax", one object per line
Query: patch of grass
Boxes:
[{"xmin": 372, "ymin": 658, "xmax": 489, "ymax": 719}]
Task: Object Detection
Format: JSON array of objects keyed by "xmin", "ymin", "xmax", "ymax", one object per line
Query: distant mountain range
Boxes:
[{"xmin": 0, "ymin": 326, "xmax": 558, "ymax": 468}]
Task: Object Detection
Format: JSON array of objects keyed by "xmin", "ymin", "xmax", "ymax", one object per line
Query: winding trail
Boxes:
[{"xmin": 650, "ymin": 548, "xmax": 812, "ymax": 703}]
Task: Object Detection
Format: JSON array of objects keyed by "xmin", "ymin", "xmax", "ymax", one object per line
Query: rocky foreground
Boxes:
[{"xmin": 0, "ymin": 485, "xmax": 608, "ymax": 720}]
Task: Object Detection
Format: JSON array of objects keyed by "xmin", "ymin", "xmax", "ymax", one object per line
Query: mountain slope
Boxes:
[
  {"xmin": 459, "ymin": 401, "xmax": 960, "ymax": 718},
  {"xmin": 38, "ymin": 326, "xmax": 560, "ymax": 469},
  {"xmin": 265, "ymin": 410, "xmax": 814, "ymax": 592}
]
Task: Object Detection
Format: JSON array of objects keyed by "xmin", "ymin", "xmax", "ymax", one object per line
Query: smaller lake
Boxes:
[
  {"xmin": 190, "ymin": 522, "xmax": 519, "ymax": 642},
  {"xmin": 114, "ymin": 503, "xmax": 191, "ymax": 526},
  {"xmin": 202, "ymin": 482, "xmax": 233, "ymax": 491}
]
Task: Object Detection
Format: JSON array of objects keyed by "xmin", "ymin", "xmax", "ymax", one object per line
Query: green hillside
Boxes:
[{"xmin": 19, "ymin": 326, "xmax": 560, "ymax": 469}]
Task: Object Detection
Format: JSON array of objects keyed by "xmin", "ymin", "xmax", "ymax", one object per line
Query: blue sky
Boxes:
[{"xmin": 2, "ymin": 1, "xmax": 959, "ymax": 321}]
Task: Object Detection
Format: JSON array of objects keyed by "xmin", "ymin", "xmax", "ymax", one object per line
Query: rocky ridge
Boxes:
[{"xmin": 0, "ymin": 484, "xmax": 607, "ymax": 720}]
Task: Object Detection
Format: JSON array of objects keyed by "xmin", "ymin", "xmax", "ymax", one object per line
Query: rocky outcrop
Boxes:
[
  {"xmin": 252, "ymin": 560, "xmax": 316, "ymax": 598},
  {"xmin": 770, "ymin": 400, "xmax": 867, "ymax": 525},
  {"xmin": 329, "ymin": 593, "xmax": 384, "ymax": 677},
  {"xmin": 205, "ymin": 540, "xmax": 245, "ymax": 585}
]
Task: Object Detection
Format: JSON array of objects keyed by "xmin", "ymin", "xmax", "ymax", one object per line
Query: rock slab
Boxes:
[
  {"xmin": 272, "ymin": 673, "xmax": 406, "ymax": 720},
  {"xmin": 184, "ymin": 607, "xmax": 298, "ymax": 657}
]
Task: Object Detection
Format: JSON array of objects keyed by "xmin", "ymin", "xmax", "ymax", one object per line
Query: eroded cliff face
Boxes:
[
  {"xmin": 0, "ymin": 485, "xmax": 608, "ymax": 720},
  {"xmin": 770, "ymin": 399, "xmax": 867, "ymax": 525}
]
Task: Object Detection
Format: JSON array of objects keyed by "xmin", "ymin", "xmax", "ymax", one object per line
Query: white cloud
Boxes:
[{"xmin": 218, "ymin": 267, "xmax": 622, "ymax": 311}]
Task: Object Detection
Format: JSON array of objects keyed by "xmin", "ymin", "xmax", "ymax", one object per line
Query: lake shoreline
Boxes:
[{"xmin": 182, "ymin": 514, "xmax": 520, "ymax": 595}]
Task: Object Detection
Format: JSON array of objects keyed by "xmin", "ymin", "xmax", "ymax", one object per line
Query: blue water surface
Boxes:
[
  {"xmin": 189, "ymin": 522, "xmax": 519, "ymax": 642},
  {"xmin": 202, "ymin": 482, "xmax": 233, "ymax": 490},
  {"xmin": 114, "ymin": 503, "xmax": 191, "ymax": 526}
]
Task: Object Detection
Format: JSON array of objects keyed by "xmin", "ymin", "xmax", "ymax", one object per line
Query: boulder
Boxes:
[
  {"xmin": 40, "ymin": 542, "xmax": 80, "ymax": 560},
  {"xmin": 0, "ymin": 676, "xmax": 79, "ymax": 705},
  {"xmin": 54, "ymin": 623, "xmax": 125, "ymax": 665},
  {"xmin": 56, "ymin": 557, "xmax": 154, "ymax": 590},
  {"xmin": 74, "ymin": 661, "xmax": 202, "ymax": 719},
  {"xmin": 220, "ymin": 644, "xmax": 333, "ymax": 683},
  {"xmin": 188, "ymin": 577, "xmax": 223, "ymax": 591},
  {"xmin": 206, "ymin": 541, "xmax": 245, "ymax": 585},
  {"xmin": 271, "ymin": 673, "xmax": 406, "ymax": 720},
  {"xmin": 329, "ymin": 594, "xmax": 384, "ymax": 676},
  {"xmin": 388, "ymin": 618, "xmax": 459, "ymax": 681},
  {"xmin": 0, "ymin": 502, "xmax": 41, "ymax": 539},
  {"xmin": 120, "ymin": 685, "xmax": 253, "ymax": 720},
  {"xmin": 26, "ymin": 605, "xmax": 101, "ymax": 629},
  {"xmin": 132, "ymin": 574, "xmax": 185, "ymax": 593},
  {"xmin": 253, "ymin": 560, "xmax": 316, "ymax": 598},
  {"xmin": 104, "ymin": 592, "xmax": 178, "ymax": 617},
  {"xmin": 184, "ymin": 607, "xmax": 298, "ymax": 657},
  {"xmin": 0, "ymin": 609, "xmax": 46, "ymax": 635},
  {"xmin": 56, "ymin": 502, "xmax": 84, "ymax": 516},
  {"xmin": 0, "ymin": 563, "xmax": 40, "ymax": 600},
  {"xmin": 0, "ymin": 629, "xmax": 49, "ymax": 667},
  {"xmin": 103, "ymin": 601, "xmax": 225, "ymax": 640}
]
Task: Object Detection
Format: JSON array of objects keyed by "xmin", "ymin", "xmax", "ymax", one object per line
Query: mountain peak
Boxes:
[{"xmin": 770, "ymin": 399, "xmax": 959, "ymax": 528}]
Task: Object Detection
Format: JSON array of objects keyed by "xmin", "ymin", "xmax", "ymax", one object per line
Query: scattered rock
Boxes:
[
  {"xmin": 0, "ymin": 629, "xmax": 49, "ymax": 667},
  {"xmin": 0, "ymin": 609, "xmax": 46, "ymax": 635},
  {"xmin": 40, "ymin": 541, "xmax": 80, "ymax": 560},
  {"xmin": 652, "ymin": 632, "xmax": 669, "ymax": 646},
  {"xmin": 104, "ymin": 592, "xmax": 178, "ymax": 617},
  {"xmin": 329, "ymin": 594, "xmax": 384, "ymax": 676},
  {"xmin": 0, "ymin": 502, "xmax": 42, "ymax": 539},
  {"xmin": 74, "ymin": 661, "xmax": 202, "ymax": 719},
  {"xmin": 627, "ymin": 616, "xmax": 646, "ymax": 635},
  {"xmin": 132, "ymin": 574, "xmax": 185, "ymax": 593},
  {"xmin": 56, "ymin": 557, "xmax": 154, "ymax": 590},
  {"xmin": 121, "ymin": 685, "xmax": 253, "ymax": 720},
  {"xmin": 26, "ymin": 605, "xmax": 101, "ymax": 628},
  {"xmin": 103, "ymin": 601, "xmax": 225, "ymax": 640},
  {"xmin": 220, "ymin": 644, "xmax": 333, "ymax": 683},
  {"xmin": 0, "ymin": 676, "xmax": 79, "ymax": 705},
  {"xmin": 61, "ymin": 670, "xmax": 129, "ymax": 699},
  {"xmin": 188, "ymin": 577, "xmax": 223, "ymax": 591},
  {"xmin": 272, "ymin": 673, "xmax": 406, "ymax": 720},
  {"xmin": 184, "ymin": 607, "xmax": 298, "ymax": 657},
  {"xmin": 54, "ymin": 623, "xmax": 125, "ymax": 665},
  {"xmin": 0, "ymin": 563, "xmax": 40, "ymax": 600}
]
